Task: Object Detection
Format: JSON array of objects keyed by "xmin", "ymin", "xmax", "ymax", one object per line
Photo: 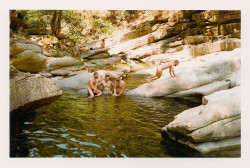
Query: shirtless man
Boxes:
[
  {"xmin": 90, "ymin": 39, "xmax": 105, "ymax": 50},
  {"xmin": 88, "ymin": 72, "xmax": 102, "ymax": 98},
  {"xmin": 147, "ymin": 60, "xmax": 179, "ymax": 82},
  {"xmin": 98, "ymin": 75, "xmax": 113, "ymax": 95},
  {"xmin": 100, "ymin": 39, "xmax": 105, "ymax": 49},
  {"xmin": 113, "ymin": 76, "xmax": 126, "ymax": 96}
]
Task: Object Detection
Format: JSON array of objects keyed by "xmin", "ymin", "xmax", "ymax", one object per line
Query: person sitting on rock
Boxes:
[
  {"xmin": 88, "ymin": 72, "xmax": 102, "ymax": 98},
  {"xmin": 113, "ymin": 75, "xmax": 126, "ymax": 96},
  {"xmin": 98, "ymin": 75, "xmax": 113, "ymax": 95},
  {"xmin": 147, "ymin": 60, "xmax": 179, "ymax": 82},
  {"xmin": 89, "ymin": 39, "xmax": 105, "ymax": 50}
]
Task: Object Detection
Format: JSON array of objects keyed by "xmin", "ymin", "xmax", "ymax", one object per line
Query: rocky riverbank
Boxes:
[{"xmin": 10, "ymin": 10, "xmax": 241, "ymax": 156}]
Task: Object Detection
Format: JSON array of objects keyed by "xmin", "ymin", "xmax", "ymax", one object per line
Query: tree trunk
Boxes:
[
  {"xmin": 51, "ymin": 10, "xmax": 57, "ymax": 36},
  {"xmin": 55, "ymin": 10, "xmax": 62, "ymax": 38}
]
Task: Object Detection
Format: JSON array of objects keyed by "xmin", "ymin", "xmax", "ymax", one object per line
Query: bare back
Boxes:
[{"xmin": 159, "ymin": 61, "xmax": 174, "ymax": 70}]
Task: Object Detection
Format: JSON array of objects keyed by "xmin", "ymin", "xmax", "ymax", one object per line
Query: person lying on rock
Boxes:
[
  {"xmin": 113, "ymin": 75, "xmax": 126, "ymax": 96},
  {"xmin": 147, "ymin": 60, "xmax": 179, "ymax": 82},
  {"xmin": 88, "ymin": 72, "xmax": 102, "ymax": 98},
  {"xmin": 98, "ymin": 75, "xmax": 113, "ymax": 95},
  {"xmin": 90, "ymin": 39, "xmax": 105, "ymax": 50}
]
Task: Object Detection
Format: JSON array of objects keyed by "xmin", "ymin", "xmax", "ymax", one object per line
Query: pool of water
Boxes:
[{"xmin": 10, "ymin": 74, "xmax": 203, "ymax": 157}]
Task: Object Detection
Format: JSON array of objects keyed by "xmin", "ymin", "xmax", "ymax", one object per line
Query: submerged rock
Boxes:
[{"xmin": 10, "ymin": 72, "xmax": 62, "ymax": 112}]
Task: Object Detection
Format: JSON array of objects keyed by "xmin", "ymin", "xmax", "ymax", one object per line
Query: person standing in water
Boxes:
[
  {"xmin": 113, "ymin": 75, "xmax": 126, "ymax": 96},
  {"xmin": 98, "ymin": 75, "xmax": 113, "ymax": 95},
  {"xmin": 88, "ymin": 72, "xmax": 102, "ymax": 98},
  {"xmin": 147, "ymin": 60, "xmax": 179, "ymax": 82}
]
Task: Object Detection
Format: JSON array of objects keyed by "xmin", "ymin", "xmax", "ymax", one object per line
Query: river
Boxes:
[{"xmin": 10, "ymin": 74, "xmax": 204, "ymax": 157}]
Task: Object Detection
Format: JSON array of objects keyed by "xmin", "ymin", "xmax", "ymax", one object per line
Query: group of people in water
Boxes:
[
  {"xmin": 87, "ymin": 59, "xmax": 179, "ymax": 98},
  {"xmin": 87, "ymin": 72, "xmax": 126, "ymax": 98}
]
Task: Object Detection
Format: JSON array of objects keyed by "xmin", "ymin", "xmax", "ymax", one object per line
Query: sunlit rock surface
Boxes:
[
  {"xmin": 10, "ymin": 72, "xmax": 62, "ymax": 112},
  {"xmin": 162, "ymin": 86, "xmax": 241, "ymax": 153},
  {"xmin": 126, "ymin": 50, "xmax": 240, "ymax": 97}
]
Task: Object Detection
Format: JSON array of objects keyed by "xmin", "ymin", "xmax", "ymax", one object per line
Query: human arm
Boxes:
[
  {"xmin": 118, "ymin": 83, "xmax": 126, "ymax": 96},
  {"xmin": 113, "ymin": 81, "xmax": 117, "ymax": 95},
  {"xmin": 169, "ymin": 68, "xmax": 173, "ymax": 77},
  {"xmin": 97, "ymin": 80, "xmax": 103, "ymax": 86},
  {"xmin": 171, "ymin": 65, "xmax": 177, "ymax": 77}
]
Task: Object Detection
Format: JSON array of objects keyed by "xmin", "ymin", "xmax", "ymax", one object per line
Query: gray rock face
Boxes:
[
  {"xmin": 11, "ymin": 50, "xmax": 48, "ymax": 73},
  {"xmin": 126, "ymin": 54, "xmax": 240, "ymax": 97},
  {"xmin": 183, "ymin": 35, "xmax": 212, "ymax": 45},
  {"xmin": 85, "ymin": 56, "xmax": 121, "ymax": 68},
  {"xmin": 166, "ymin": 80, "xmax": 231, "ymax": 98},
  {"xmin": 10, "ymin": 65, "xmax": 18, "ymax": 75},
  {"xmin": 226, "ymin": 72, "xmax": 241, "ymax": 88},
  {"xmin": 162, "ymin": 86, "xmax": 241, "ymax": 153},
  {"xmin": 80, "ymin": 48, "xmax": 110, "ymax": 59},
  {"xmin": 50, "ymin": 69, "xmax": 71, "ymax": 76},
  {"xmin": 10, "ymin": 72, "xmax": 62, "ymax": 112},
  {"xmin": 46, "ymin": 57, "xmax": 79, "ymax": 71},
  {"xmin": 10, "ymin": 42, "xmax": 43, "ymax": 56},
  {"xmin": 190, "ymin": 38, "xmax": 241, "ymax": 57}
]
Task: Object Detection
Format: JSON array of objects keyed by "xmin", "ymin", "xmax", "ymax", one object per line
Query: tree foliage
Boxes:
[{"xmin": 11, "ymin": 10, "xmax": 162, "ymax": 43}]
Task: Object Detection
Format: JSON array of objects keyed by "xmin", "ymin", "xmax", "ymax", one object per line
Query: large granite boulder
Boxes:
[
  {"xmin": 162, "ymin": 86, "xmax": 241, "ymax": 154},
  {"xmin": 10, "ymin": 42, "xmax": 43, "ymax": 56},
  {"xmin": 46, "ymin": 56, "xmax": 79, "ymax": 71},
  {"xmin": 11, "ymin": 50, "xmax": 48, "ymax": 73},
  {"xmin": 126, "ymin": 53, "xmax": 240, "ymax": 97},
  {"xmin": 80, "ymin": 48, "xmax": 110, "ymax": 59},
  {"xmin": 84, "ymin": 56, "xmax": 121, "ymax": 68},
  {"xmin": 166, "ymin": 80, "xmax": 231, "ymax": 98},
  {"xmin": 10, "ymin": 72, "xmax": 62, "ymax": 112}
]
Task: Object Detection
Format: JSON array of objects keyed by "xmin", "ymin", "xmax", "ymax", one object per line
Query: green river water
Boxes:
[{"xmin": 10, "ymin": 74, "xmax": 240, "ymax": 157}]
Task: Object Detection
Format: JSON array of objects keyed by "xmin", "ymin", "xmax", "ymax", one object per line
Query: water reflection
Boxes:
[{"xmin": 10, "ymin": 88, "xmax": 201, "ymax": 157}]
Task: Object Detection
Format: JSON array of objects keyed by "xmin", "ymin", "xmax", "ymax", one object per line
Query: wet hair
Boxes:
[
  {"xmin": 174, "ymin": 60, "xmax": 179, "ymax": 64},
  {"xmin": 94, "ymin": 72, "xmax": 98, "ymax": 75},
  {"xmin": 105, "ymin": 75, "xmax": 109, "ymax": 78}
]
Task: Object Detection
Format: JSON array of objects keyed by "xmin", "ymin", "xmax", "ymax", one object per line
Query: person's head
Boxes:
[
  {"xmin": 102, "ymin": 39, "xmax": 105, "ymax": 42},
  {"xmin": 174, "ymin": 60, "xmax": 179, "ymax": 66},
  {"xmin": 93, "ymin": 72, "xmax": 99, "ymax": 79},
  {"xmin": 105, "ymin": 75, "xmax": 109, "ymax": 81},
  {"xmin": 115, "ymin": 75, "xmax": 122, "ymax": 82}
]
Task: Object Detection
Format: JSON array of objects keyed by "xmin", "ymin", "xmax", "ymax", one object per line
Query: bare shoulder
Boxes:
[{"xmin": 121, "ymin": 80, "xmax": 126, "ymax": 85}]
